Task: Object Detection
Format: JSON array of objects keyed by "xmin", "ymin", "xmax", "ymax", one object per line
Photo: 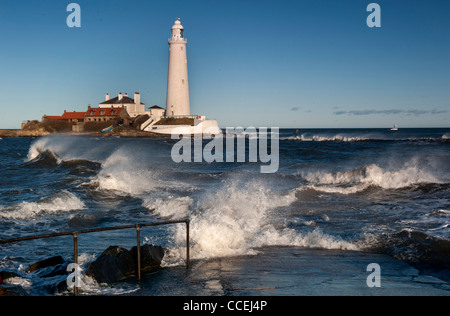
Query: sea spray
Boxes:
[
  {"xmin": 143, "ymin": 196, "xmax": 193, "ymax": 219},
  {"xmin": 26, "ymin": 137, "xmax": 51, "ymax": 162},
  {"xmin": 159, "ymin": 176, "xmax": 359, "ymax": 264},
  {"xmin": 26, "ymin": 136, "xmax": 115, "ymax": 164},
  {"xmin": 95, "ymin": 149, "xmax": 158, "ymax": 195},
  {"xmin": 93, "ymin": 145, "xmax": 189, "ymax": 196},
  {"xmin": 26, "ymin": 136, "xmax": 85, "ymax": 163}
]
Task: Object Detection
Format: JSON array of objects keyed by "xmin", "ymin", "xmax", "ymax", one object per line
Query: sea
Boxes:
[{"xmin": 0, "ymin": 128, "xmax": 449, "ymax": 296}]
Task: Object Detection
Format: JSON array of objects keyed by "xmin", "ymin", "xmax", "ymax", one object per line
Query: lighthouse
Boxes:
[
  {"xmin": 166, "ymin": 18, "xmax": 190, "ymax": 117},
  {"xmin": 142, "ymin": 19, "xmax": 221, "ymax": 135}
]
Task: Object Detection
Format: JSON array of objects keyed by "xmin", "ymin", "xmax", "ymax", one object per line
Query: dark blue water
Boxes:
[{"xmin": 1, "ymin": 128, "xmax": 449, "ymax": 295}]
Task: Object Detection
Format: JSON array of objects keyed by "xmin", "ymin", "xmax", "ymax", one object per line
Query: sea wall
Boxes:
[{"xmin": 0, "ymin": 129, "xmax": 50, "ymax": 137}]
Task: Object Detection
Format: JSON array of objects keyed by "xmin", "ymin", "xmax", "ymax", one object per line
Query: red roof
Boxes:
[
  {"xmin": 44, "ymin": 115, "xmax": 62, "ymax": 120},
  {"xmin": 85, "ymin": 107, "xmax": 124, "ymax": 117},
  {"xmin": 61, "ymin": 111, "xmax": 86, "ymax": 120}
]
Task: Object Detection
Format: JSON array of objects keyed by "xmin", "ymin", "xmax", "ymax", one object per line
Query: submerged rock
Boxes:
[
  {"xmin": 0, "ymin": 271, "xmax": 20, "ymax": 283},
  {"xmin": 86, "ymin": 245, "xmax": 164, "ymax": 284},
  {"xmin": 26, "ymin": 256, "xmax": 65, "ymax": 273},
  {"xmin": 0, "ymin": 285, "xmax": 27, "ymax": 296},
  {"xmin": 0, "ymin": 271, "xmax": 26, "ymax": 296}
]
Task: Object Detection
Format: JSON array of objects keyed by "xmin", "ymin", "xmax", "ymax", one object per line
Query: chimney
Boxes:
[
  {"xmin": 134, "ymin": 92, "xmax": 140, "ymax": 105},
  {"xmin": 118, "ymin": 92, "xmax": 123, "ymax": 101},
  {"xmin": 105, "ymin": 93, "xmax": 109, "ymax": 101},
  {"xmin": 124, "ymin": 93, "xmax": 128, "ymax": 97}
]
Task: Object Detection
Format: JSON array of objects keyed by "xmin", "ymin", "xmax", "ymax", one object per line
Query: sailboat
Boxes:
[{"xmin": 390, "ymin": 124, "xmax": 398, "ymax": 131}]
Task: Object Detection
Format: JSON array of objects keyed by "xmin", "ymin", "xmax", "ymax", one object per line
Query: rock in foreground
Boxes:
[{"xmin": 86, "ymin": 245, "xmax": 164, "ymax": 284}]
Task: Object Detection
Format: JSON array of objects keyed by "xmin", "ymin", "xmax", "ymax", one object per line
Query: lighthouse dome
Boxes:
[{"xmin": 172, "ymin": 19, "xmax": 184, "ymax": 29}]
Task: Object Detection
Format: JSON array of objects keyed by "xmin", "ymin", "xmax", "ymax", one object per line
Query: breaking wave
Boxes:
[
  {"xmin": 300, "ymin": 163, "xmax": 444, "ymax": 194},
  {"xmin": 0, "ymin": 190, "xmax": 86, "ymax": 220},
  {"xmin": 93, "ymin": 149, "xmax": 159, "ymax": 196},
  {"xmin": 282, "ymin": 134, "xmax": 371, "ymax": 142},
  {"xmin": 26, "ymin": 136, "xmax": 111, "ymax": 165},
  {"xmin": 26, "ymin": 137, "xmax": 69, "ymax": 163},
  {"xmin": 281, "ymin": 133, "xmax": 450, "ymax": 143},
  {"xmin": 90, "ymin": 148, "xmax": 187, "ymax": 196},
  {"xmin": 150, "ymin": 176, "xmax": 359, "ymax": 263}
]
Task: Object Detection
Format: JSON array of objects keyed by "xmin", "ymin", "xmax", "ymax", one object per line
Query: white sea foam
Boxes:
[
  {"xmin": 26, "ymin": 138, "xmax": 48, "ymax": 161},
  {"xmin": 94, "ymin": 148, "xmax": 159, "ymax": 195},
  {"xmin": 156, "ymin": 176, "xmax": 359, "ymax": 264},
  {"xmin": 302, "ymin": 163, "xmax": 441, "ymax": 194},
  {"xmin": 281, "ymin": 134, "xmax": 372, "ymax": 142},
  {"xmin": 442, "ymin": 133, "xmax": 450, "ymax": 140},
  {"xmin": 93, "ymin": 148, "xmax": 187, "ymax": 196},
  {"xmin": 399, "ymin": 209, "xmax": 450, "ymax": 239},
  {"xmin": 26, "ymin": 137, "xmax": 87, "ymax": 163},
  {"xmin": 143, "ymin": 196, "xmax": 193, "ymax": 219},
  {"xmin": 26, "ymin": 136, "xmax": 107, "ymax": 164},
  {"xmin": 26, "ymin": 137, "xmax": 63, "ymax": 163},
  {"xmin": 0, "ymin": 190, "xmax": 86, "ymax": 220},
  {"xmin": 255, "ymin": 227, "xmax": 359, "ymax": 251},
  {"xmin": 2, "ymin": 276, "xmax": 32, "ymax": 289}
]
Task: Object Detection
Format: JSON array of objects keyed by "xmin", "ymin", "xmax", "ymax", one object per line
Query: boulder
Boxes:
[
  {"xmin": 0, "ymin": 271, "xmax": 20, "ymax": 282},
  {"xmin": 85, "ymin": 246, "xmax": 126, "ymax": 284},
  {"xmin": 0, "ymin": 271, "xmax": 26, "ymax": 296},
  {"xmin": 26, "ymin": 256, "xmax": 65, "ymax": 273},
  {"xmin": 86, "ymin": 245, "xmax": 164, "ymax": 284}
]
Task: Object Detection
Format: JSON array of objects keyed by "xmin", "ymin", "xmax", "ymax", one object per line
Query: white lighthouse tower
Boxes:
[
  {"xmin": 142, "ymin": 19, "xmax": 221, "ymax": 135},
  {"xmin": 166, "ymin": 18, "xmax": 190, "ymax": 117}
]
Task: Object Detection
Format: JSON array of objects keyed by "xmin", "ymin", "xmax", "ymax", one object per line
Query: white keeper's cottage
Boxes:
[{"xmin": 99, "ymin": 92, "xmax": 146, "ymax": 118}]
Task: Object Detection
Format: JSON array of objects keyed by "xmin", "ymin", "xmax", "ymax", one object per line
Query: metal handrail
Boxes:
[{"xmin": 0, "ymin": 219, "xmax": 190, "ymax": 295}]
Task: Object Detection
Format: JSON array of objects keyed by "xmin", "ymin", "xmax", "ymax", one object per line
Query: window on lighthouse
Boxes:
[{"xmin": 180, "ymin": 29, "xmax": 184, "ymax": 38}]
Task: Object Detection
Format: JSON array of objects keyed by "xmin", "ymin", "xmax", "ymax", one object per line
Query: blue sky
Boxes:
[{"xmin": 0, "ymin": 0, "xmax": 449, "ymax": 129}]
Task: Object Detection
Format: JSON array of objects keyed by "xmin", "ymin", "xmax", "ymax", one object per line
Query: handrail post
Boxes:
[
  {"xmin": 73, "ymin": 232, "xmax": 79, "ymax": 296},
  {"xmin": 136, "ymin": 225, "xmax": 141, "ymax": 280},
  {"xmin": 186, "ymin": 219, "xmax": 190, "ymax": 268}
]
